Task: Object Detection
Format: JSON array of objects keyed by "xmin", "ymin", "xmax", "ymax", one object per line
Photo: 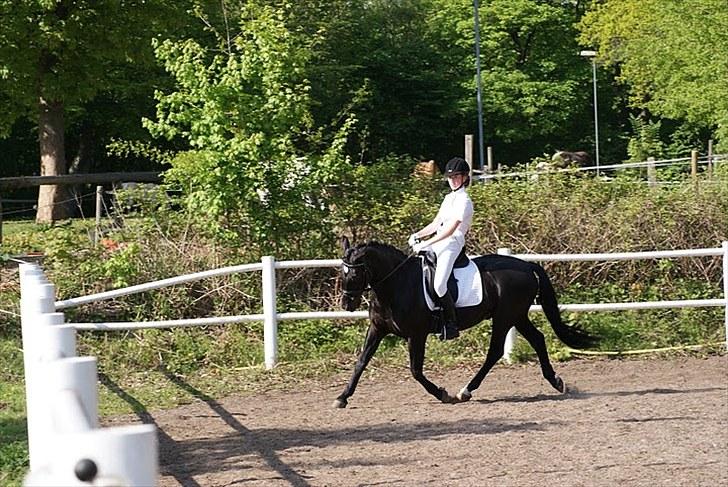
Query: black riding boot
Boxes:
[{"xmin": 438, "ymin": 292, "xmax": 460, "ymax": 341}]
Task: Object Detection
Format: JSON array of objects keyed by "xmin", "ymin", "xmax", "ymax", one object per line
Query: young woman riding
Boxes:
[{"xmin": 408, "ymin": 157, "xmax": 474, "ymax": 340}]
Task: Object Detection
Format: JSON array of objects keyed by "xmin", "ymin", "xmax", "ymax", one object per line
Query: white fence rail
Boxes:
[
  {"xmin": 474, "ymin": 153, "xmax": 726, "ymax": 182},
  {"xmin": 52, "ymin": 242, "xmax": 728, "ymax": 368},
  {"xmin": 19, "ymin": 264, "xmax": 157, "ymax": 487},
  {"xmin": 496, "ymin": 245, "xmax": 728, "ymax": 359}
]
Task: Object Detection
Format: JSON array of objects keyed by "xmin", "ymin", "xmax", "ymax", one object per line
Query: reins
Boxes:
[{"xmin": 369, "ymin": 253, "xmax": 414, "ymax": 287}]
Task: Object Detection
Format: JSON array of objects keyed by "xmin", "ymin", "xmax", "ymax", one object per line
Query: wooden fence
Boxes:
[{"xmin": 0, "ymin": 172, "xmax": 161, "ymax": 244}]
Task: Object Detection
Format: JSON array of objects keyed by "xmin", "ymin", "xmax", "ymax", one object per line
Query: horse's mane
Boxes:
[
  {"xmin": 347, "ymin": 240, "xmax": 407, "ymax": 260},
  {"xmin": 362, "ymin": 240, "xmax": 407, "ymax": 258}
]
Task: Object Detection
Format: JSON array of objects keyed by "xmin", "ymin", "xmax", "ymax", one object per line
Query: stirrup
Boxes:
[{"xmin": 439, "ymin": 323, "xmax": 460, "ymax": 341}]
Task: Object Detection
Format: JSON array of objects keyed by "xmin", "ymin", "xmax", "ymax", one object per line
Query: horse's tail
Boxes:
[{"xmin": 531, "ymin": 263, "xmax": 597, "ymax": 349}]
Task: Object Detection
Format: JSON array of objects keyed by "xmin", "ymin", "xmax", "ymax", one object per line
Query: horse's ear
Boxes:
[{"xmin": 341, "ymin": 236, "xmax": 351, "ymax": 252}]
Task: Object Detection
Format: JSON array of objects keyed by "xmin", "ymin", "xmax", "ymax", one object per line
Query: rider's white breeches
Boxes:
[{"xmin": 431, "ymin": 236, "xmax": 464, "ymax": 298}]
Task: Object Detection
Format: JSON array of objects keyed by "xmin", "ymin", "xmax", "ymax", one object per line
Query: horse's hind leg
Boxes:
[
  {"xmin": 334, "ymin": 324, "xmax": 385, "ymax": 408},
  {"xmin": 515, "ymin": 317, "xmax": 565, "ymax": 393},
  {"xmin": 459, "ymin": 316, "xmax": 511, "ymax": 400}
]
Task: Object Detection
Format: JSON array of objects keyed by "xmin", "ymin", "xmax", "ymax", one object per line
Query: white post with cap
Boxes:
[{"xmin": 262, "ymin": 256, "xmax": 278, "ymax": 369}]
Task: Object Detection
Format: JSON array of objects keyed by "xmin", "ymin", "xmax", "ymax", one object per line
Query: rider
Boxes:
[{"xmin": 408, "ymin": 157, "xmax": 474, "ymax": 340}]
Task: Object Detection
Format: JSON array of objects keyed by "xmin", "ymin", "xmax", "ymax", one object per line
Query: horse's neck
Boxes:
[
  {"xmin": 366, "ymin": 245, "xmax": 404, "ymax": 282},
  {"xmin": 366, "ymin": 246, "xmax": 416, "ymax": 314}
]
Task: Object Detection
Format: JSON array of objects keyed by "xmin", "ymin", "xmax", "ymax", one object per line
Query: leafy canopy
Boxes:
[
  {"xmin": 579, "ymin": 0, "xmax": 728, "ymax": 149},
  {"xmin": 145, "ymin": 3, "xmax": 353, "ymax": 251},
  {"xmin": 0, "ymin": 0, "xmax": 183, "ymax": 136}
]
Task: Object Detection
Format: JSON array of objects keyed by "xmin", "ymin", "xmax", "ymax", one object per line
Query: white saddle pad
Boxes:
[{"xmin": 422, "ymin": 259, "xmax": 483, "ymax": 311}]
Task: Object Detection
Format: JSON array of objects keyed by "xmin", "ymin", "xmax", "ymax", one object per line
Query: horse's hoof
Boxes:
[
  {"xmin": 333, "ymin": 398, "xmax": 348, "ymax": 409},
  {"xmin": 439, "ymin": 388, "xmax": 458, "ymax": 404},
  {"xmin": 553, "ymin": 376, "xmax": 566, "ymax": 394},
  {"xmin": 456, "ymin": 388, "xmax": 472, "ymax": 402}
]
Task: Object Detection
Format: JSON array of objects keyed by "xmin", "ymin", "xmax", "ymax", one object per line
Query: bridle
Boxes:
[{"xmin": 341, "ymin": 260, "xmax": 369, "ymax": 297}]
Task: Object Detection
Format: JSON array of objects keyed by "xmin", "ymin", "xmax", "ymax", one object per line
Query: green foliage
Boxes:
[
  {"xmin": 278, "ymin": 320, "xmax": 365, "ymax": 359},
  {"xmin": 145, "ymin": 3, "xmax": 353, "ymax": 253},
  {"xmin": 0, "ymin": 385, "xmax": 27, "ymax": 487},
  {"xmin": 413, "ymin": 0, "xmax": 598, "ymax": 158},
  {"xmin": 627, "ymin": 114, "xmax": 664, "ymax": 161},
  {"xmin": 0, "ymin": 335, "xmax": 27, "ymax": 487},
  {"xmin": 580, "ymin": 0, "xmax": 728, "ymax": 150},
  {"xmin": 0, "ymin": 0, "xmax": 187, "ymax": 134}
]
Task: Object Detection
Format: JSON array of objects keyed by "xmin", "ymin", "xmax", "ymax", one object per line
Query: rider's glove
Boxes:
[
  {"xmin": 412, "ymin": 241, "xmax": 430, "ymax": 253},
  {"xmin": 408, "ymin": 233, "xmax": 420, "ymax": 247}
]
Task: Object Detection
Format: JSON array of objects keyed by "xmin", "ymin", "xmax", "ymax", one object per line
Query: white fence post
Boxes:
[
  {"xmin": 497, "ymin": 248, "xmax": 518, "ymax": 363},
  {"xmin": 36, "ymin": 313, "xmax": 76, "ymax": 362},
  {"xmin": 19, "ymin": 263, "xmax": 158, "ymax": 486},
  {"xmin": 46, "ymin": 357, "xmax": 99, "ymax": 431},
  {"xmin": 723, "ymin": 241, "xmax": 728, "ymax": 351},
  {"xmin": 262, "ymin": 256, "xmax": 278, "ymax": 370},
  {"xmin": 19, "ymin": 265, "xmax": 57, "ymax": 470},
  {"xmin": 26, "ymin": 424, "xmax": 158, "ymax": 487},
  {"xmin": 33, "ymin": 313, "xmax": 77, "ymax": 468}
]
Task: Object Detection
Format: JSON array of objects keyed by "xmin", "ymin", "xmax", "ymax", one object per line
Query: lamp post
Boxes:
[
  {"xmin": 580, "ymin": 50, "xmax": 600, "ymax": 175},
  {"xmin": 473, "ymin": 0, "xmax": 485, "ymax": 171}
]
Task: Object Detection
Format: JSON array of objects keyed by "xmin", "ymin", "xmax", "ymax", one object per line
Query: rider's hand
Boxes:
[
  {"xmin": 412, "ymin": 241, "xmax": 430, "ymax": 253},
  {"xmin": 408, "ymin": 233, "xmax": 420, "ymax": 247}
]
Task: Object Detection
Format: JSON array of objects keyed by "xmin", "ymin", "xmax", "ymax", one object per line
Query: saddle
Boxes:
[{"xmin": 420, "ymin": 247, "xmax": 470, "ymax": 305}]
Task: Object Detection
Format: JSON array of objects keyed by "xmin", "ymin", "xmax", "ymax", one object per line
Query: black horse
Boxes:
[{"xmin": 335, "ymin": 237, "xmax": 596, "ymax": 408}]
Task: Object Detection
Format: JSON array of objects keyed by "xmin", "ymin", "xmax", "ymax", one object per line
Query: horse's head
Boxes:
[{"xmin": 340, "ymin": 237, "xmax": 369, "ymax": 311}]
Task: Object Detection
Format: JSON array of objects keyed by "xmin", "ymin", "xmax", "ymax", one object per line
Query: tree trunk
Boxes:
[{"xmin": 36, "ymin": 97, "xmax": 71, "ymax": 223}]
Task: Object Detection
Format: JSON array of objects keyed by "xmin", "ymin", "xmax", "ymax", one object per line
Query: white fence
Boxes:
[
  {"xmin": 496, "ymin": 244, "xmax": 728, "ymax": 359},
  {"xmin": 474, "ymin": 153, "xmax": 726, "ymax": 182},
  {"xmin": 51, "ymin": 242, "xmax": 728, "ymax": 367},
  {"xmin": 19, "ymin": 264, "xmax": 157, "ymax": 487}
]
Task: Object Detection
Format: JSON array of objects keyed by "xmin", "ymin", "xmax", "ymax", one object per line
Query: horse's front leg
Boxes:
[
  {"xmin": 333, "ymin": 324, "xmax": 385, "ymax": 408},
  {"xmin": 408, "ymin": 334, "xmax": 456, "ymax": 404}
]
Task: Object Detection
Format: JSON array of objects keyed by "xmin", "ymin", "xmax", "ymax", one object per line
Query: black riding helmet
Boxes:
[
  {"xmin": 445, "ymin": 157, "xmax": 470, "ymax": 176},
  {"xmin": 444, "ymin": 157, "xmax": 471, "ymax": 189}
]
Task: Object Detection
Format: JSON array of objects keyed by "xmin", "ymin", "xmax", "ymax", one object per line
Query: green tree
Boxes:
[
  {"xmin": 286, "ymin": 0, "xmax": 466, "ymax": 163},
  {"xmin": 285, "ymin": 0, "xmax": 602, "ymax": 165},
  {"xmin": 0, "ymin": 0, "xmax": 188, "ymax": 222},
  {"xmin": 423, "ymin": 0, "xmax": 605, "ymax": 163},
  {"xmin": 145, "ymin": 2, "xmax": 353, "ymax": 253},
  {"xmin": 579, "ymin": 0, "xmax": 728, "ymax": 150}
]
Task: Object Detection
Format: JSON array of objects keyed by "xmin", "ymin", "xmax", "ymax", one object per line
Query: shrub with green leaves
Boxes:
[{"xmin": 144, "ymin": 3, "xmax": 353, "ymax": 255}]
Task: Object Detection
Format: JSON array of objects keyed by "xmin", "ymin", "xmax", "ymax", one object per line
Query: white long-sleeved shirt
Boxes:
[{"xmin": 435, "ymin": 187, "xmax": 473, "ymax": 244}]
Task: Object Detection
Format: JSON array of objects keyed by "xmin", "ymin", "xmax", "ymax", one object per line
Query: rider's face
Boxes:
[{"xmin": 447, "ymin": 173, "xmax": 465, "ymax": 190}]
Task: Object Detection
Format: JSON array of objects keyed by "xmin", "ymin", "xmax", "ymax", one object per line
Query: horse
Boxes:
[
  {"xmin": 335, "ymin": 237, "xmax": 597, "ymax": 408},
  {"xmin": 552, "ymin": 150, "xmax": 592, "ymax": 167}
]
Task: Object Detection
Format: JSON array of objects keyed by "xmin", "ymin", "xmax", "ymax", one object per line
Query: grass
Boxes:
[
  {"xmin": 0, "ymin": 381, "xmax": 28, "ymax": 487},
  {"xmin": 1, "ymin": 219, "xmax": 37, "ymax": 238}
]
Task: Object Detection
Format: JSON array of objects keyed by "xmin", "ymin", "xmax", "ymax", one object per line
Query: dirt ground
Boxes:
[{"xmin": 107, "ymin": 355, "xmax": 727, "ymax": 487}]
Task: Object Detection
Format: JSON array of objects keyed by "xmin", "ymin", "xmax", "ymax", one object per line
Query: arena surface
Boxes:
[{"xmin": 110, "ymin": 355, "xmax": 727, "ymax": 486}]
